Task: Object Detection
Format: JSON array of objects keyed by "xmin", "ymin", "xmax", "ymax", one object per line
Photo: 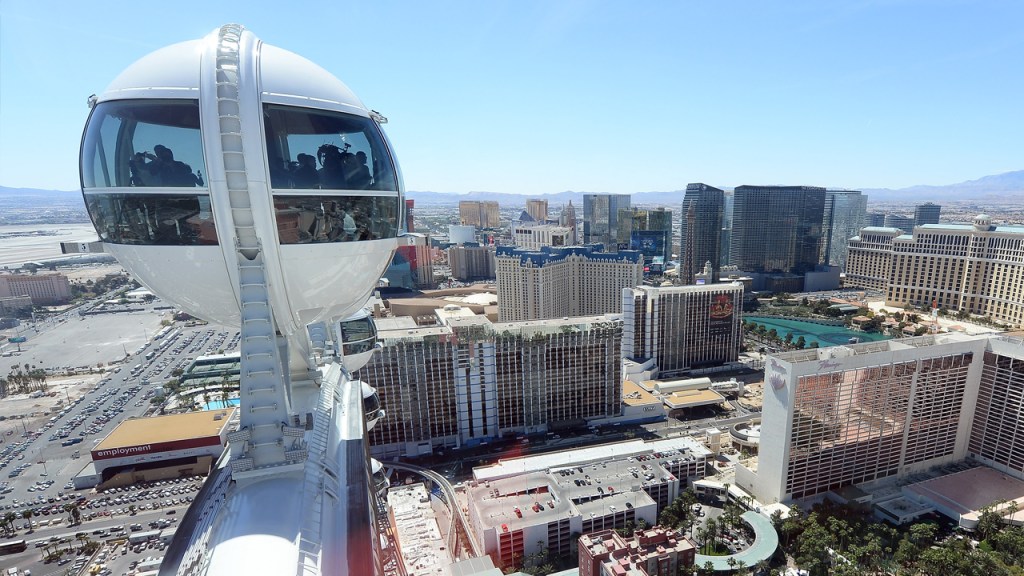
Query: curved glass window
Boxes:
[
  {"xmin": 263, "ymin": 104, "xmax": 397, "ymax": 191},
  {"xmin": 81, "ymin": 100, "xmax": 206, "ymax": 189},
  {"xmin": 273, "ymin": 195, "xmax": 399, "ymax": 244},
  {"xmin": 363, "ymin": 390, "xmax": 382, "ymax": 422},
  {"xmin": 84, "ymin": 193, "xmax": 218, "ymax": 245},
  {"xmin": 340, "ymin": 314, "xmax": 376, "ymax": 356}
]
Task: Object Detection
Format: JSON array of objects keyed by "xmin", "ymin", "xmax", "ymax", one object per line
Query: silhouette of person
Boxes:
[
  {"xmin": 129, "ymin": 152, "xmax": 158, "ymax": 186},
  {"xmin": 268, "ymin": 155, "xmax": 292, "ymax": 189},
  {"xmin": 291, "ymin": 153, "xmax": 320, "ymax": 188},
  {"xmin": 346, "ymin": 151, "xmax": 372, "ymax": 189},
  {"xmin": 317, "ymin": 144, "xmax": 348, "ymax": 189},
  {"xmin": 152, "ymin": 144, "xmax": 204, "ymax": 187}
]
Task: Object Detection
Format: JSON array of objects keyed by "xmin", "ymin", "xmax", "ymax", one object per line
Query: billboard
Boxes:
[
  {"xmin": 630, "ymin": 230, "xmax": 669, "ymax": 263},
  {"xmin": 708, "ymin": 293, "xmax": 735, "ymax": 338}
]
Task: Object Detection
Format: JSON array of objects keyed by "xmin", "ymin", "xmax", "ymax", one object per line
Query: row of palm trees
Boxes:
[
  {"xmin": 0, "ymin": 363, "xmax": 49, "ymax": 397},
  {"xmin": 38, "ymin": 531, "xmax": 97, "ymax": 563},
  {"xmin": 743, "ymin": 321, "xmax": 820, "ymax": 351},
  {"xmin": 0, "ymin": 503, "xmax": 81, "ymax": 537}
]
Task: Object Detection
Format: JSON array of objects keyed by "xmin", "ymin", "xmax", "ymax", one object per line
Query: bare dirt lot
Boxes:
[{"xmin": 0, "ymin": 374, "xmax": 103, "ymax": 432}]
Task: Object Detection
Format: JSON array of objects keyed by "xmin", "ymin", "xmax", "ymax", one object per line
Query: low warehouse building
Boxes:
[{"xmin": 75, "ymin": 409, "xmax": 235, "ymax": 488}]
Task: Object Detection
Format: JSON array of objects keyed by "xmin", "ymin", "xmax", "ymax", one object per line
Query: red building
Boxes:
[{"xmin": 578, "ymin": 527, "xmax": 695, "ymax": 576}]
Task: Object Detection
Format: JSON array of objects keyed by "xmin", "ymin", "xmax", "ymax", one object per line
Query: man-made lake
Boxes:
[{"xmin": 745, "ymin": 316, "xmax": 889, "ymax": 348}]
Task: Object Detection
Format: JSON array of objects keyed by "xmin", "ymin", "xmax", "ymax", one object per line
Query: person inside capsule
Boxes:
[
  {"xmin": 263, "ymin": 103, "xmax": 401, "ymax": 244},
  {"xmin": 82, "ymin": 99, "xmax": 215, "ymax": 246}
]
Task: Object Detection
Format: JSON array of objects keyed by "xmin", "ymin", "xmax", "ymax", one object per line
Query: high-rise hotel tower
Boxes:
[
  {"xmin": 621, "ymin": 283, "xmax": 743, "ymax": 377},
  {"xmin": 737, "ymin": 334, "xmax": 1024, "ymax": 504},
  {"xmin": 680, "ymin": 183, "xmax": 724, "ymax": 284},
  {"xmin": 730, "ymin": 186, "xmax": 825, "ymax": 275}
]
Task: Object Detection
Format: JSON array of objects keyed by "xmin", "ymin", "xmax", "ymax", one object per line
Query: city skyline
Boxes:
[
  {"xmin": 8, "ymin": 9, "xmax": 1024, "ymax": 575},
  {"xmin": 2, "ymin": 2, "xmax": 1023, "ymax": 194}
]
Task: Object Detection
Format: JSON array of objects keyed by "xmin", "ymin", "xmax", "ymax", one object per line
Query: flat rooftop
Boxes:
[
  {"xmin": 771, "ymin": 332, "xmax": 982, "ymax": 364},
  {"xmin": 663, "ymin": 389, "xmax": 726, "ymax": 409},
  {"xmin": 371, "ymin": 316, "xmax": 419, "ymax": 332},
  {"xmin": 471, "ymin": 471, "xmax": 575, "ymax": 531},
  {"xmin": 473, "ymin": 436, "xmax": 711, "ymax": 482},
  {"xmin": 94, "ymin": 409, "xmax": 235, "ymax": 451},
  {"xmin": 622, "ymin": 381, "xmax": 660, "ymax": 407},
  {"xmin": 905, "ymin": 466, "xmax": 1024, "ymax": 526},
  {"xmin": 388, "ymin": 483, "xmax": 453, "ymax": 576},
  {"xmin": 551, "ymin": 456, "xmax": 672, "ymax": 501}
]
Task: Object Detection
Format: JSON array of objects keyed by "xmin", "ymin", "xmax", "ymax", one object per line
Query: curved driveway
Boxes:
[{"xmin": 694, "ymin": 510, "xmax": 779, "ymax": 572}]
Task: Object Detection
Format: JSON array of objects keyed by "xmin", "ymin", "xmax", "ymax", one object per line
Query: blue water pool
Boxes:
[
  {"xmin": 204, "ymin": 398, "xmax": 240, "ymax": 410},
  {"xmin": 745, "ymin": 316, "xmax": 889, "ymax": 348}
]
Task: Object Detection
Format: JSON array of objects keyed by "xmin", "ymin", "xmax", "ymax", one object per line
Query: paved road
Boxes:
[{"xmin": 0, "ymin": 502, "xmax": 187, "ymax": 575}]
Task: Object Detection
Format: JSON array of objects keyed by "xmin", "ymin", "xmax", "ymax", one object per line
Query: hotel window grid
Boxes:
[
  {"xmin": 846, "ymin": 224, "xmax": 1024, "ymax": 328},
  {"xmin": 361, "ymin": 320, "xmax": 622, "ymax": 457},
  {"xmin": 624, "ymin": 286, "xmax": 743, "ymax": 376},
  {"xmin": 970, "ymin": 351, "xmax": 1024, "ymax": 473},
  {"xmin": 785, "ymin": 353, "xmax": 972, "ymax": 499}
]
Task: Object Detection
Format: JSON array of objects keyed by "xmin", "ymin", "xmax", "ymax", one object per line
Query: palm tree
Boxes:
[
  {"xmin": 705, "ymin": 518, "xmax": 717, "ymax": 553},
  {"xmin": 64, "ymin": 503, "xmax": 81, "ymax": 525}
]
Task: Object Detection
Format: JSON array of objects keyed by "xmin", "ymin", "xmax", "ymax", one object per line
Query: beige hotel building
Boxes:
[
  {"xmin": 845, "ymin": 215, "xmax": 1024, "ymax": 327},
  {"xmin": 495, "ymin": 246, "xmax": 643, "ymax": 322},
  {"xmin": 0, "ymin": 273, "xmax": 72, "ymax": 305},
  {"xmin": 737, "ymin": 333, "xmax": 1024, "ymax": 504},
  {"xmin": 355, "ymin": 312, "xmax": 623, "ymax": 459}
]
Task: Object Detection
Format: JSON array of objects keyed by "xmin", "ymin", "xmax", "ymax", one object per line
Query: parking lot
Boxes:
[{"xmin": 0, "ymin": 292, "xmax": 241, "ymax": 575}]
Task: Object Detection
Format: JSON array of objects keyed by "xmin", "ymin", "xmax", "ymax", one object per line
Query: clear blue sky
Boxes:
[{"xmin": 1, "ymin": 0, "xmax": 1021, "ymax": 194}]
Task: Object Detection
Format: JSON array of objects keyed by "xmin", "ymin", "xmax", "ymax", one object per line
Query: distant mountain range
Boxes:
[
  {"xmin": 407, "ymin": 189, "xmax": 645, "ymax": 206},
  {"xmin": 409, "ymin": 170, "xmax": 1024, "ymax": 206},
  {"xmin": 0, "ymin": 187, "xmax": 90, "ymax": 224},
  {"xmin": 5, "ymin": 169, "xmax": 1024, "ymax": 213},
  {"xmin": 862, "ymin": 170, "xmax": 1024, "ymax": 203}
]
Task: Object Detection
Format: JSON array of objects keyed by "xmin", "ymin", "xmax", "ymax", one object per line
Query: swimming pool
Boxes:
[
  {"xmin": 745, "ymin": 316, "xmax": 889, "ymax": 348},
  {"xmin": 204, "ymin": 398, "xmax": 240, "ymax": 410}
]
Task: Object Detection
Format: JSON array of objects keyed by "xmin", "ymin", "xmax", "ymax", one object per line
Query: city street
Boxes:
[{"xmin": 0, "ymin": 293, "xmax": 239, "ymax": 575}]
